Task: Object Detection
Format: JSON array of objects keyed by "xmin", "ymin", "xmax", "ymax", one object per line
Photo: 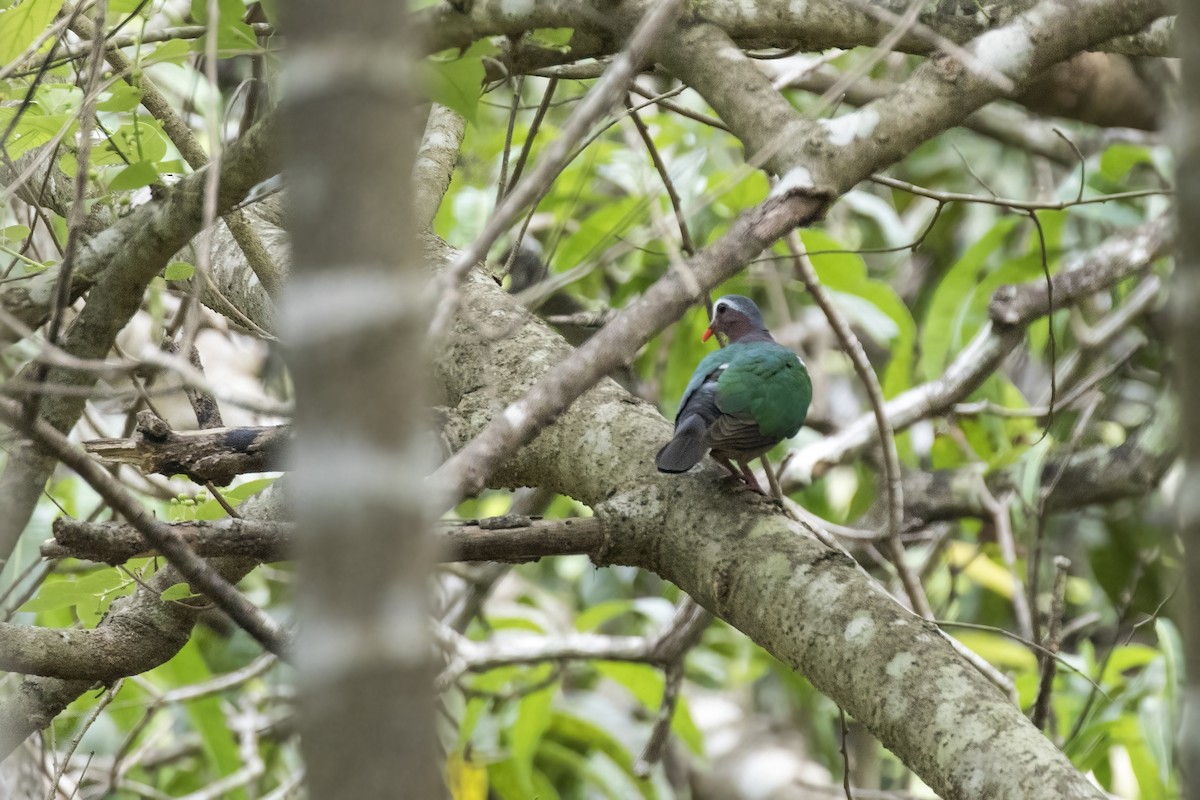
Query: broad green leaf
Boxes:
[
  {"xmin": 1100, "ymin": 144, "xmax": 1154, "ymax": 183},
  {"xmin": 156, "ymin": 640, "xmax": 248, "ymax": 800},
  {"xmin": 164, "ymin": 261, "xmax": 196, "ymax": 281},
  {"xmin": 548, "ymin": 710, "xmax": 656, "ymax": 798},
  {"xmin": 18, "ymin": 577, "xmax": 91, "ymax": 613},
  {"xmin": 943, "ymin": 540, "xmax": 1016, "ymax": 600},
  {"xmin": 511, "ymin": 682, "xmax": 557, "ymax": 794},
  {"xmin": 528, "ymin": 27, "xmax": 573, "ymax": 50},
  {"xmin": 595, "ymin": 662, "xmax": 703, "ymax": 755},
  {"xmin": 420, "ymin": 40, "xmax": 495, "ymax": 125},
  {"xmin": 576, "ymin": 599, "xmax": 636, "ymax": 632},
  {"xmin": 1099, "ymin": 644, "xmax": 1159, "ymax": 685},
  {"xmin": 0, "ymin": 224, "xmax": 30, "ymax": 244},
  {"xmin": 192, "ymin": 477, "xmax": 275, "ymax": 520},
  {"xmin": 0, "ymin": 0, "xmax": 63, "ymax": 64},
  {"xmin": 109, "ymin": 160, "xmax": 159, "ymax": 191},
  {"xmin": 98, "ymin": 84, "xmax": 143, "ymax": 112},
  {"xmin": 0, "ymin": 110, "xmax": 71, "ymax": 158},
  {"xmin": 950, "ymin": 630, "xmax": 1037, "ymax": 672},
  {"xmin": 190, "ymin": 0, "xmax": 258, "ymax": 53},
  {"xmin": 161, "ymin": 583, "xmax": 198, "ymax": 602},
  {"xmin": 554, "ymin": 196, "xmax": 641, "ymax": 270},
  {"xmin": 142, "ymin": 38, "xmax": 192, "ymax": 66},
  {"xmin": 34, "ymin": 83, "xmax": 81, "ymax": 115},
  {"xmin": 799, "ymin": 229, "xmax": 917, "ymax": 397},
  {"xmin": 457, "ymin": 696, "xmax": 489, "ymax": 749},
  {"xmin": 919, "ymin": 215, "xmax": 1022, "ymax": 380}
]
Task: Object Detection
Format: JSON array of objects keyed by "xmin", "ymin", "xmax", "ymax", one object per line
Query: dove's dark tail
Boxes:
[{"xmin": 655, "ymin": 415, "xmax": 709, "ymax": 473}]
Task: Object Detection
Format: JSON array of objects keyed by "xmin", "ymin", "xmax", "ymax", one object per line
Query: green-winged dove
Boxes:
[{"xmin": 656, "ymin": 295, "xmax": 812, "ymax": 494}]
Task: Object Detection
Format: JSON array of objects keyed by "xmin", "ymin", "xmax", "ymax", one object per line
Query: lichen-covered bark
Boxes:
[
  {"xmin": 435, "ymin": 252, "xmax": 1105, "ymax": 800},
  {"xmin": 419, "ymin": 0, "xmax": 1172, "ymax": 58},
  {"xmin": 0, "ymin": 114, "xmax": 282, "ymax": 568}
]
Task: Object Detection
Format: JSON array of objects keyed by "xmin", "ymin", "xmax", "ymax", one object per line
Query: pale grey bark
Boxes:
[
  {"xmin": 0, "ymin": 485, "xmax": 284, "ymax": 760},
  {"xmin": 420, "ymin": 0, "xmax": 1173, "ymax": 58},
  {"xmin": 285, "ymin": 0, "xmax": 442, "ymax": 796},
  {"xmin": 0, "ymin": 114, "xmax": 282, "ymax": 570},
  {"xmin": 434, "ymin": 250, "xmax": 1105, "ymax": 800}
]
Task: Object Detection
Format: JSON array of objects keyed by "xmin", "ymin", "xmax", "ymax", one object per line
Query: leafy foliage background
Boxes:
[{"xmin": 0, "ymin": 1, "xmax": 1182, "ymax": 798}]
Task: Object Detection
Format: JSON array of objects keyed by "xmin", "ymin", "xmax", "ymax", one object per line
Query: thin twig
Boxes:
[
  {"xmin": 626, "ymin": 99, "xmax": 696, "ymax": 255},
  {"xmin": 45, "ymin": 680, "xmax": 122, "ymax": 800},
  {"xmin": 978, "ymin": 485, "xmax": 1033, "ymax": 642},
  {"xmin": 871, "ymin": 174, "xmax": 1170, "ymax": 212},
  {"xmin": 496, "ymin": 75, "xmax": 524, "ymax": 205},
  {"xmin": 506, "ymin": 78, "xmax": 558, "ymax": 193},
  {"xmin": 839, "ymin": 708, "xmax": 855, "ymax": 800},
  {"xmin": 1032, "ymin": 556, "xmax": 1070, "ymax": 731},
  {"xmin": 789, "ymin": 233, "xmax": 929, "ymax": 619},
  {"xmin": 633, "ymin": 598, "xmax": 710, "ymax": 776},
  {"xmin": 0, "ymin": 398, "xmax": 290, "ymax": 657}
]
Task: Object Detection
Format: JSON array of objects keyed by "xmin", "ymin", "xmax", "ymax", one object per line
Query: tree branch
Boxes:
[
  {"xmin": 782, "ymin": 215, "xmax": 1174, "ymax": 488},
  {"xmin": 0, "ymin": 398, "xmax": 289, "ymax": 658},
  {"xmin": 0, "ymin": 111, "xmax": 282, "ymax": 569},
  {"xmin": 419, "ymin": 0, "xmax": 1172, "ymax": 58},
  {"xmin": 38, "ymin": 516, "xmax": 606, "ymax": 566},
  {"xmin": 903, "ymin": 391, "xmax": 1178, "ymax": 524},
  {"xmin": 434, "ymin": 0, "xmax": 1167, "ymax": 510},
  {"xmin": 82, "ymin": 417, "xmax": 289, "ymax": 486},
  {"xmin": 434, "ymin": 256, "xmax": 1109, "ymax": 799}
]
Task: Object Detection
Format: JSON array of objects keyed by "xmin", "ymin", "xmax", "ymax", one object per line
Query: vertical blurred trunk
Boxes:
[
  {"xmin": 285, "ymin": 2, "xmax": 442, "ymax": 797},
  {"xmin": 1176, "ymin": 3, "xmax": 1200, "ymax": 798}
]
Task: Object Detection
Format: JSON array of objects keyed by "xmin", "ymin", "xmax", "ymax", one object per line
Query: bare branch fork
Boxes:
[
  {"xmin": 427, "ymin": 0, "xmax": 686, "ymax": 340},
  {"xmin": 783, "ymin": 215, "xmax": 1174, "ymax": 489},
  {"xmin": 0, "ymin": 398, "xmax": 289, "ymax": 658},
  {"xmin": 39, "ymin": 516, "xmax": 606, "ymax": 567},
  {"xmin": 789, "ymin": 234, "xmax": 929, "ymax": 619},
  {"xmin": 433, "ymin": 0, "xmax": 1169, "ymax": 513}
]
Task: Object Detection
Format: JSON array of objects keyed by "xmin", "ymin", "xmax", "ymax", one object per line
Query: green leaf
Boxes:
[
  {"xmin": 798, "ymin": 229, "xmax": 917, "ymax": 397},
  {"xmin": 555, "ymin": 196, "xmax": 641, "ymax": 270},
  {"xmin": 547, "ymin": 710, "xmax": 657, "ymax": 798},
  {"xmin": 164, "ymin": 261, "xmax": 196, "ymax": 281},
  {"xmin": 142, "ymin": 38, "xmax": 192, "ymax": 65},
  {"xmin": 98, "ymin": 83, "xmax": 143, "ymax": 112},
  {"xmin": 420, "ymin": 40, "xmax": 494, "ymax": 124},
  {"xmin": 109, "ymin": 160, "xmax": 159, "ymax": 191},
  {"xmin": 192, "ymin": 477, "xmax": 276, "ymax": 520},
  {"xmin": 34, "ymin": 83, "xmax": 81, "ymax": 115},
  {"xmin": 528, "ymin": 27, "xmax": 573, "ymax": 51},
  {"xmin": 18, "ymin": 577, "xmax": 91, "ymax": 613},
  {"xmin": 155, "ymin": 639, "xmax": 248, "ymax": 800},
  {"xmin": 511, "ymin": 682, "xmax": 557, "ymax": 794},
  {"xmin": 161, "ymin": 583, "xmax": 198, "ymax": 601},
  {"xmin": 0, "ymin": 110, "xmax": 71, "ymax": 159},
  {"xmin": 595, "ymin": 662, "xmax": 703, "ymax": 755},
  {"xmin": 0, "ymin": 224, "xmax": 31, "ymax": 245},
  {"xmin": 576, "ymin": 599, "xmax": 636, "ymax": 632},
  {"xmin": 919, "ymin": 215, "xmax": 1022, "ymax": 381},
  {"xmin": 1099, "ymin": 144, "xmax": 1153, "ymax": 183},
  {"xmin": 950, "ymin": 630, "xmax": 1037, "ymax": 673},
  {"xmin": 0, "ymin": 0, "xmax": 63, "ymax": 64}
]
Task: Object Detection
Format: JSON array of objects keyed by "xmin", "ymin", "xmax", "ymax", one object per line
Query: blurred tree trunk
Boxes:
[
  {"xmin": 285, "ymin": 1, "xmax": 442, "ymax": 797},
  {"xmin": 1176, "ymin": 2, "xmax": 1200, "ymax": 797}
]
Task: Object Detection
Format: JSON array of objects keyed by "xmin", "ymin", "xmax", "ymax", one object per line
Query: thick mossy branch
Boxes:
[{"xmin": 435, "ymin": 256, "xmax": 1106, "ymax": 800}]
